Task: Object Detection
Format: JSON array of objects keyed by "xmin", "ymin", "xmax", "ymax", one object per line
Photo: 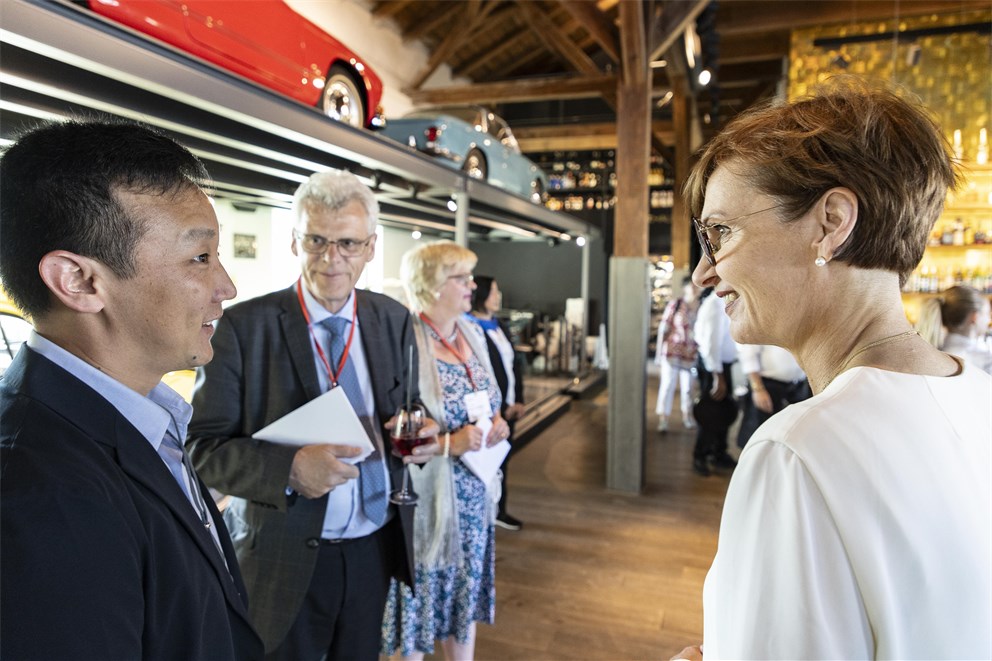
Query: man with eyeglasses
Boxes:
[{"xmin": 187, "ymin": 169, "xmax": 438, "ymax": 661}]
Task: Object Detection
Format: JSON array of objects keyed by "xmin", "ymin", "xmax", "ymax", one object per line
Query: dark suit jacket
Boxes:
[
  {"xmin": 479, "ymin": 319, "xmax": 524, "ymax": 417},
  {"xmin": 187, "ymin": 286, "xmax": 418, "ymax": 652},
  {"xmin": 0, "ymin": 346, "xmax": 263, "ymax": 661}
]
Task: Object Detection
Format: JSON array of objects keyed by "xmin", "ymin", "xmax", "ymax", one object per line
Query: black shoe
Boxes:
[
  {"xmin": 692, "ymin": 458, "xmax": 711, "ymax": 477},
  {"xmin": 712, "ymin": 454, "xmax": 738, "ymax": 470},
  {"xmin": 495, "ymin": 513, "xmax": 523, "ymax": 531}
]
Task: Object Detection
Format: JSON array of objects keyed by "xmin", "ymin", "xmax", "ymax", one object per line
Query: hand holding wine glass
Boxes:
[{"xmin": 389, "ymin": 402, "xmax": 427, "ymax": 505}]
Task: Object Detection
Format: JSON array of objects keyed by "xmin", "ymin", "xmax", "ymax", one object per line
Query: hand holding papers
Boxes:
[
  {"xmin": 458, "ymin": 391, "xmax": 510, "ymax": 487},
  {"xmin": 251, "ymin": 386, "xmax": 374, "ymax": 465}
]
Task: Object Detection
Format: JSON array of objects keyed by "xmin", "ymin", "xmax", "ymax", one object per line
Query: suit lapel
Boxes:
[
  {"xmin": 11, "ymin": 349, "xmax": 255, "ymax": 625},
  {"xmin": 114, "ymin": 424, "xmax": 254, "ymax": 620},
  {"xmin": 278, "ymin": 285, "xmax": 323, "ymax": 401}
]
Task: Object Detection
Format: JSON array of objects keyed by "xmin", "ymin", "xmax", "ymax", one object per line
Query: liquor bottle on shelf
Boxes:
[
  {"xmin": 952, "ymin": 219, "xmax": 965, "ymax": 246},
  {"xmin": 941, "ymin": 225, "xmax": 954, "ymax": 245}
]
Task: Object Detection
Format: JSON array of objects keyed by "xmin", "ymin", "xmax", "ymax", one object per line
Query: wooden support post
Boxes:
[{"xmin": 607, "ymin": 0, "xmax": 651, "ymax": 493}]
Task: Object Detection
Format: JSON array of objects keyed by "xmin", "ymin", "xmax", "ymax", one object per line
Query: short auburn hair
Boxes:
[{"xmin": 685, "ymin": 76, "xmax": 960, "ymax": 284}]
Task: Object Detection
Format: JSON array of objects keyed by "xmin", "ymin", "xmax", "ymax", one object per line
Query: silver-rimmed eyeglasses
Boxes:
[
  {"xmin": 446, "ymin": 273, "xmax": 475, "ymax": 286},
  {"xmin": 294, "ymin": 231, "xmax": 373, "ymax": 258},
  {"xmin": 693, "ymin": 204, "xmax": 785, "ymax": 265}
]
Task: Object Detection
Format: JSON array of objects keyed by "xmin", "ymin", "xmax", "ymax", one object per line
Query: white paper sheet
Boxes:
[
  {"xmin": 251, "ymin": 386, "xmax": 374, "ymax": 464},
  {"xmin": 459, "ymin": 420, "xmax": 511, "ymax": 487}
]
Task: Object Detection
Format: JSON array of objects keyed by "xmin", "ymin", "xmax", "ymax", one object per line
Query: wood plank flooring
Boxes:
[{"xmin": 467, "ymin": 377, "xmax": 735, "ymax": 660}]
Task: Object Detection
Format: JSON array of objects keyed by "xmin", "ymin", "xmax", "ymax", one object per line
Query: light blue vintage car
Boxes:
[{"xmin": 380, "ymin": 106, "xmax": 548, "ymax": 203}]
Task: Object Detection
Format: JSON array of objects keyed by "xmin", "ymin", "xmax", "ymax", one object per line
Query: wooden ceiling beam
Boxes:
[
  {"xmin": 556, "ymin": 0, "xmax": 621, "ymax": 63},
  {"xmin": 405, "ymin": 73, "xmax": 617, "ymax": 105},
  {"xmin": 408, "ymin": 1, "xmax": 505, "ymax": 90},
  {"xmin": 719, "ymin": 31, "xmax": 791, "ymax": 65},
  {"xmin": 647, "ymin": 0, "xmax": 709, "ymax": 63},
  {"xmin": 408, "ymin": 2, "xmax": 478, "ymax": 88},
  {"xmin": 454, "ymin": 29, "xmax": 533, "ymax": 78},
  {"xmin": 513, "ymin": 120, "xmax": 674, "ymax": 152},
  {"xmin": 405, "ymin": 1, "xmax": 467, "ymax": 40},
  {"xmin": 716, "ymin": 0, "xmax": 991, "ymax": 36},
  {"xmin": 516, "ymin": 0, "xmax": 602, "ymax": 75},
  {"xmin": 370, "ymin": 1, "xmax": 414, "ymax": 19}
]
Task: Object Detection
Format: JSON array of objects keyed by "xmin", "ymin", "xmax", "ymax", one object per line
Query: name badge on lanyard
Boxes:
[{"xmin": 463, "ymin": 389, "xmax": 492, "ymax": 423}]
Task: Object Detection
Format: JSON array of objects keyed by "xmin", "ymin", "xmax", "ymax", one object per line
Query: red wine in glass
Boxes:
[
  {"xmin": 390, "ymin": 404, "xmax": 426, "ymax": 504},
  {"xmin": 392, "ymin": 429, "xmax": 430, "ymax": 456}
]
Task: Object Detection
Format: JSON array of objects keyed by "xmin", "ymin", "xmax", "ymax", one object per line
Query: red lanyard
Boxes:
[
  {"xmin": 296, "ymin": 278, "xmax": 357, "ymax": 387},
  {"xmin": 420, "ymin": 312, "xmax": 476, "ymax": 390}
]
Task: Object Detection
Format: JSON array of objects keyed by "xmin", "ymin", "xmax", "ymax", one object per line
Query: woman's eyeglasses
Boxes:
[
  {"xmin": 294, "ymin": 231, "xmax": 374, "ymax": 258},
  {"xmin": 446, "ymin": 273, "xmax": 475, "ymax": 285},
  {"xmin": 693, "ymin": 204, "xmax": 785, "ymax": 265}
]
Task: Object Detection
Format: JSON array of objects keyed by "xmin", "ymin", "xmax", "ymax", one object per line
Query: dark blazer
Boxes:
[
  {"xmin": 479, "ymin": 319, "xmax": 524, "ymax": 416},
  {"xmin": 0, "ymin": 346, "xmax": 263, "ymax": 661},
  {"xmin": 187, "ymin": 286, "xmax": 418, "ymax": 652}
]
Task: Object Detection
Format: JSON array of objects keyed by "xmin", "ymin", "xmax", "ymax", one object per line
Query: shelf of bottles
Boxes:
[
  {"xmin": 536, "ymin": 151, "xmax": 674, "ymax": 216},
  {"xmin": 901, "ymin": 156, "xmax": 992, "ymax": 322}
]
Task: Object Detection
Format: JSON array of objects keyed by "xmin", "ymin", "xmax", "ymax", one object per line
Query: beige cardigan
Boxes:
[{"xmin": 408, "ymin": 313, "xmax": 499, "ymax": 570}]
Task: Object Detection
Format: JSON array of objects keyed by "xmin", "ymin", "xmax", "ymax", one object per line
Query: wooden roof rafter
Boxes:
[
  {"xmin": 408, "ymin": 0, "xmax": 504, "ymax": 90},
  {"xmin": 555, "ymin": 0, "xmax": 621, "ymax": 63},
  {"xmin": 406, "ymin": 72, "xmax": 617, "ymax": 105},
  {"xmin": 515, "ymin": 0, "xmax": 602, "ymax": 75}
]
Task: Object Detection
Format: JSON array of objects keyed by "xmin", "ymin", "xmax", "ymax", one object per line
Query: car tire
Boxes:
[
  {"xmin": 320, "ymin": 64, "xmax": 366, "ymax": 128},
  {"xmin": 463, "ymin": 148, "xmax": 487, "ymax": 180}
]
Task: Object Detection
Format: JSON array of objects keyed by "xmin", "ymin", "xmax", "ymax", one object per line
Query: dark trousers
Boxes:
[
  {"xmin": 737, "ymin": 376, "xmax": 812, "ymax": 448},
  {"xmin": 693, "ymin": 361, "xmax": 737, "ymax": 461},
  {"xmin": 267, "ymin": 519, "xmax": 398, "ymax": 661}
]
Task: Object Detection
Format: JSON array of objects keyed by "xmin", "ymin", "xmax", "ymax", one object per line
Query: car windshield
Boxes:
[{"xmin": 488, "ymin": 115, "xmax": 521, "ymax": 153}]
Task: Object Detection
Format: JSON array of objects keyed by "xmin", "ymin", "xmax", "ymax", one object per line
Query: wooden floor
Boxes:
[{"xmin": 466, "ymin": 376, "xmax": 735, "ymax": 661}]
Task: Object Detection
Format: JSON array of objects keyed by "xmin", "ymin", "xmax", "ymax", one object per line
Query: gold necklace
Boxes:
[{"xmin": 826, "ymin": 329, "xmax": 919, "ymax": 387}]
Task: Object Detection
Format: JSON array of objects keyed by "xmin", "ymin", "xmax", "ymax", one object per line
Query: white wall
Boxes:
[
  {"xmin": 215, "ymin": 200, "xmax": 446, "ymax": 307},
  {"xmin": 214, "ymin": 200, "xmax": 298, "ymax": 304}
]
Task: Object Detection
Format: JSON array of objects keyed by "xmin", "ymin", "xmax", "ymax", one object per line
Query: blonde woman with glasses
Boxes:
[{"xmin": 381, "ymin": 240, "xmax": 509, "ymax": 661}]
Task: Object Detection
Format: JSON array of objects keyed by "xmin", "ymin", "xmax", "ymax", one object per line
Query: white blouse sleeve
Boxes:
[{"xmin": 702, "ymin": 440, "xmax": 874, "ymax": 660}]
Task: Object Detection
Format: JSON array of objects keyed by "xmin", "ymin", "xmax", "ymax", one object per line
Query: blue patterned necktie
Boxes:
[{"xmin": 322, "ymin": 316, "xmax": 388, "ymax": 524}]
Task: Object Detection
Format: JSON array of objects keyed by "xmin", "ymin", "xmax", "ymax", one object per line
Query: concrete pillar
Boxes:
[
  {"xmin": 606, "ymin": 256, "xmax": 650, "ymax": 492},
  {"xmin": 453, "ymin": 190, "xmax": 469, "ymax": 247}
]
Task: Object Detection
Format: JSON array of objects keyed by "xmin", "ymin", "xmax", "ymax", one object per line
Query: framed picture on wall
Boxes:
[{"xmin": 233, "ymin": 233, "xmax": 257, "ymax": 259}]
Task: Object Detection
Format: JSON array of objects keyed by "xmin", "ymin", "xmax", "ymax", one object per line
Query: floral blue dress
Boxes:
[{"xmin": 381, "ymin": 351, "xmax": 502, "ymax": 656}]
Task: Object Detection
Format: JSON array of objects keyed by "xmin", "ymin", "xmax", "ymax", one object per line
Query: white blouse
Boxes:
[{"xmin": 703, "ymin": 363, "xmax": 992, "ymax": 660}]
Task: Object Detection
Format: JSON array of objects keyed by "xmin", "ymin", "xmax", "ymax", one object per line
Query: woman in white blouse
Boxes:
[{"xmin": 671, "ymin": 77, "xmax": 991, "ymax": 660}]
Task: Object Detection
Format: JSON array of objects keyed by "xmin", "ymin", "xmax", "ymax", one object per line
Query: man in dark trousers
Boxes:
[
  {"xmin": 0, "ymin": 120, "xmax": 264, "ymax": 660},
  {"xmin": 187, "ymin": 169, "xmax": 437, "ymax": 661},
  {"xmin": 691, "ymin": 287, "xmax": 739, "ymax": 476}
]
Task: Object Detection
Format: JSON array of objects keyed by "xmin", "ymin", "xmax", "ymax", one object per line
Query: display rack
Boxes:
[{"xmin": 0, "ymin": 0, "xmax": 597, "ymax": 242}]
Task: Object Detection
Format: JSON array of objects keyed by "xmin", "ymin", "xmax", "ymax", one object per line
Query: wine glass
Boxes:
[{"xmin": 389, "ymin": 403, "xmax": 427, "ymax": 505}]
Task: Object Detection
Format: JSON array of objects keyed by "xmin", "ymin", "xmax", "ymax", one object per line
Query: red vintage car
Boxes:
[{"xmin": 85, "ymin": 0, "xmax": 385, "ymax": 129}]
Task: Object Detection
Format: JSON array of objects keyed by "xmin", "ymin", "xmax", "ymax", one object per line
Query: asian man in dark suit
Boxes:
[
  {"xmin": 0, "ymin": 120, "xmax": 264, "ymax": 660},
  {"xmin": 187, "ymin": 169, "xmax": 438, "ymax": 661}
]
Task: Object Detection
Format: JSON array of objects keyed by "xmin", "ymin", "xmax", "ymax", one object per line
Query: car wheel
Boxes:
[
  {"xmin": 531, "ymin": 178, "xmax": 546, "ymax": 204},
  {"xmin": 463, "ymin": 148, "xmax": 487, "ymax": 180},
  {"xmin": 320, "ymin": 64, "xmax": 366, "ymax": 128}
]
